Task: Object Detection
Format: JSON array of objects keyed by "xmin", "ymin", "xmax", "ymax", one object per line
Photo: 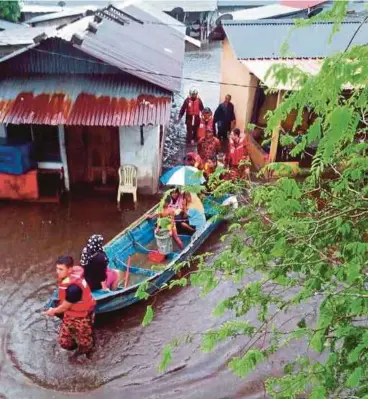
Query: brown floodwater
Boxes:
[
  {"xmin": 0, "ymin": 43, "xmax": 319, "ymax": 399},
  {"xmin": 0, "ymin": 190, "xmax": 319, "ymax": 399}
]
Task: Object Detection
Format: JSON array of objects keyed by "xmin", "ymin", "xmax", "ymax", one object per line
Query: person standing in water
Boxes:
[
  {"xmin": 178, "ymin": 89, "xmax": 204, "ymax": 144},
  {"xmin": 214, "ymin": 94, "xmax": 236, "ymax": 141},
  {"xmin": 44, "ymin": 256, "xmax": 96, "ymax": 355}
]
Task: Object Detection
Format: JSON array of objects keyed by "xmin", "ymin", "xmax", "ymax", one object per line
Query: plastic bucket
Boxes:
[{"xmin": 154, "ymin": 229, "xmax": 173, "ymax": 255}]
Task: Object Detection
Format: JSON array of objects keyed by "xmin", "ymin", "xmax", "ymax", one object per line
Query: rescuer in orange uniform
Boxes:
[
  {"xmin": 226, "ymin": 128, "xmax": 250, "ymax": 178},
  {"xmin": 197, "ymin": 107, "xmax": 216, "ymax": 140},
  {"xmin": 178, "ymin": 89, "xmax": 204, "ymax": 144},
  {"xmin": 44, "ymin": 256, "xmax": 96, "ymax": 355}
]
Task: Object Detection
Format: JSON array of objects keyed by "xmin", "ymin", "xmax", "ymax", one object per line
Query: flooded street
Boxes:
[
  {"xmin": 0, "ymin": 43, "xmax": 316, "ymax": 399},
  {"xmin": 163, "ymin": 43, "xmax": 221, "ymax": 168}
]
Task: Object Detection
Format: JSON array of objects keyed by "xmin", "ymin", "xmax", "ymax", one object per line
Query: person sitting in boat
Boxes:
[
  {"xmin": 226, "ymin": 128, "xmax": 251, "ymax": 179},
  {"xmin": 44, "ymin": 255, "xmax": 96, "ymax": 356},
  {"xmin": 168, "ymin": 188, "xmax": 185, "ymax": 214},
  {"xmin": 183, "ymin": 152, "xmax": 204, "ymax": 170},
  {"xmin": 153, "ymin": 197, "xmax": 184, "ymax": 250},
  {"xmin": 80, "ymin": 234, "xmax": 119, "ymax": 291},
  {"xmin": 179, "ymin": 192, "xmax": 206, "ymax": 235}
]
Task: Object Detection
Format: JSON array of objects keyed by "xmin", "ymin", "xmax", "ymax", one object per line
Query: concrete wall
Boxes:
[
  {"xmin": 220, "ymin": 37, "xmax": 257, "ymax": 132},
  {"xmin": 119, "ymin": 125, "xmax": 160, "ymax": 194},
  {"xmin": 0, "ymin": 124, "xmax": 6, "ymax": 138}
]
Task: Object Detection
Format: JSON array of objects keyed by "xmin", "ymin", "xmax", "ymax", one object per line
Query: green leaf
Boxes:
[
  {"xmin": 310, "ymin": 386, "xmax": 327, "ymax": 399},
  {"xmin": 158, "ymin": 344, "xmax": 172, "ymax": 373},
  {"xmin": 346, "ymin": 366, "xmax": 362, "ymax": 388},
  {"xmin": 168, "ymin": 277, "xmax": 188, "ymax": 289},
  {"xmin": 310, "ymin": 331, "xmax": 326, "ymax": 353},
  {"xmin": 142, "ymin": 305, "xmax": 154, "ymax": 327},
  {"xmin": 228, "ymin": 349, "xmax": 264, "ymax": 378},
  {"xmin": 135, "ymin": 281, "xmax": 150, "ymax": 300}
]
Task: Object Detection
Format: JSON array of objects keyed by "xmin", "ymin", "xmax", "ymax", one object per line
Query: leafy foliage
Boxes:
[
  {"xmin": 144, "ymin": 2, "xmax": 368, "ymax": 397},
  {"xmin": 0, "ymin": 1, "xmax": 21, "ymax": 22}
]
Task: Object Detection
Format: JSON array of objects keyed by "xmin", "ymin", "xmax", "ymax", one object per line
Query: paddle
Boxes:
[{"xmin": 124, "ymin": 256, "xmax": 131, "ymax": 288}]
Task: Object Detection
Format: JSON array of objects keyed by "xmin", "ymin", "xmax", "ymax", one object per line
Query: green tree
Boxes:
[
  {"xmin": 140, "ymin": 2, "xmax": 368, "ymax": 397},
  {"xmin": 0, "ymin": 1, "xmax": 21, "ymax": 22}
]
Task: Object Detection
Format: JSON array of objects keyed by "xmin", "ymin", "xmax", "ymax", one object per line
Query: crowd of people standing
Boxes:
[{"xmin": 178, "ymin": 89, "xmax": 251, "ymax": 180}]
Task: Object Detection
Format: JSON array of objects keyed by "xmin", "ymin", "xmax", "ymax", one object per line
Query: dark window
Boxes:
[
  {"xmin": 6, "ymin": 124, "xmax": 61, "ymax": 162},
  {"xmin": 6, "ymin": 124, "xmax": 32, "ymax": 143},
  {"xmin": 33, "ymin": 125, "xmax": 61, "ymax": 162}
]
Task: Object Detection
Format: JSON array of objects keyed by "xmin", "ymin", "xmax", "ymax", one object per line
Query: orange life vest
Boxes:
[
  {"xmin": 58, "ymin": 266, "xmax": 96, "ymax": 318},
  {"xmin": 229, "ymin": 138, "xmax": 248, "ymax": 167},
  {"xmin": 197, "ymin": 117, "xmax": 215, "ymax": 140},
  {"xmin": 187, "ymin": 97, "xmax": 201, "ymax": 116}
]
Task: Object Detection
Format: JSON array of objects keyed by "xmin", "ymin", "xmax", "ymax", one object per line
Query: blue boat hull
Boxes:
[{"xmin": 46, "ymin": 196, "xmax": 228, "ymax": 315}]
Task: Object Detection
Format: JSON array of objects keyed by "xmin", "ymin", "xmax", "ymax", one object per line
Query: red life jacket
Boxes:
[
  {"xmin": 229, "ymin": 138, "xmax": 248, "ymax": 167},
  {"xmin": 58, "ymin": 266, "xmax": 96, "ymax": 318},
  {"xmin": 187, "ymin": 97, "xmax": 201, "ymax": 116},
  {"xmin": 197, "ymin": 117, "xmax": 214, "ymax": 140}
]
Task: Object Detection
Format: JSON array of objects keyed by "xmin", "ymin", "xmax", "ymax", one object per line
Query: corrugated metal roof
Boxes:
[
  {"xmin": 25, "ymin": 8, "xmax": 93, "ymax": 25},
  {"xmin": 223, "ymin": 19, "xmax": 368, "ymax": 59},
  {"xmin": 0, "ymin": 19, "xmax": 28, "ymax": 31},
  {"xmin": 0, "ymin": 27, "xmax": 54, "ymax": 46},
  {"xmin": 144, "ymin": 0, "xmax": 217, "ymax": 12},
  {"xmin": 78, "ymin": 5, "xmax": 185, "ymax": 92},
  {"xmin": 242, "ymin": 58, "xmax": 322, "ymax": 89},
  {"xmin": 0, "ymin": 75, "xmax": 171, "ymax": 126},
  {"xmin": 0, "ymin": 15, "xmax": 92, "ymax": 47},
  {"xmin": 0, "ymin": 4, "xmax": 185, "ymax": 93},
  {"xmin": 221, "ymin": 4, "xmax": 306, "ymax": 20}
]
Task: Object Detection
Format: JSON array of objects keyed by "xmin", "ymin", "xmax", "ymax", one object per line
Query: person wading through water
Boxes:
[
  {"xmin": 44, "ymin": 256, "xmax": 96, "ymax": 356},
  {"xmin": 214, "ymin": 94, "xmax": 236, "ymax": 141},
  {"xmin": 178, "ymin": 89, "xmax": 204, "ymax": 144}
]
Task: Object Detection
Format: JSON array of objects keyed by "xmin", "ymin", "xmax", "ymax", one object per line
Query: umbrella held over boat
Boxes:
[{"xmin": 160, "ymin": 166, "xmax": 205, "ymax": 186}]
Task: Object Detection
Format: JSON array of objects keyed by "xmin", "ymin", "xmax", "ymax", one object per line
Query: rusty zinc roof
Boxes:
[{"xmin": 0, "ymin": 75, "xmax": 171, "ymax": 126}]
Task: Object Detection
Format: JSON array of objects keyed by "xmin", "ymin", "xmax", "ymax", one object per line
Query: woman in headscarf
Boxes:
[{"xmin": 80, "ymin": 234, "xmax": 119, "ymax": 291}]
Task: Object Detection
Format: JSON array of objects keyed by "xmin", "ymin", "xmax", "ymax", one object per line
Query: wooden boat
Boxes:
[{"xmin": 46, "ymin": 195, "xmax": 235, "ymax": 314}]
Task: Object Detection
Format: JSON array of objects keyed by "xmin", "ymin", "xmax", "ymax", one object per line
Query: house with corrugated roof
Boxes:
[
  {"xmin": 0, "ymin": 5, "xmax": 185, "ymax": 201},
  {"xmin": 220, "ymin": 18, "xmax": 368, "ymax": 171}
]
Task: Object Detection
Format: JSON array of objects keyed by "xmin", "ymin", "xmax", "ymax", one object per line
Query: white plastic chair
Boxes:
[{"xmin": 117, "ymin": 165, "xmax": 138, "ymax": 204}]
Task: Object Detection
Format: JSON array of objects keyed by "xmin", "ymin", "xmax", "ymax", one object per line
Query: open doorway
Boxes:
[{"xmin": 65, "ymin": 126, "xmax": 120, "ymax": 189}]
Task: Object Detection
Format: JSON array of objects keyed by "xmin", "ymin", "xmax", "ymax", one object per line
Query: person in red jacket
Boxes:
[
  {"xmin": 197, "ymin": 129, "xmax": 221, "ymax": 163},
  {"xmin": 197, "ymin": 107, "xmax": 216, "ymax": 140},
  {"xmin": 227, "ymin": 128, "xmax": 250, "ymax": 178},
  {"xmin": 178, "ymin": 89, "xmax": 204, "ymax": 144},
  {"xmin": 44, "ymin": 255, "xmax": 96, "ymax": 355}
]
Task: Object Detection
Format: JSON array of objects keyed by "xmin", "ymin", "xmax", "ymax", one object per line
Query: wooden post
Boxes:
[
  {"xmin": 58, "ymin": 125, "xmax": 70, "ymax": 191},
  {"xmin": 269, "ymin": 90, "xmax": 283, "ymax": 163}
]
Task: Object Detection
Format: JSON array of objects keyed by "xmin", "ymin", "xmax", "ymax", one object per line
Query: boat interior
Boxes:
[{"xmin": 92, "ymin": 196, "xmax": 223, "ymax": 300}]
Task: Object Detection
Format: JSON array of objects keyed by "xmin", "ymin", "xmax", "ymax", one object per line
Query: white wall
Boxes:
[
  {"xmin": 119, "ymin": 125, "xmax": 160, "ymax": 194},
  {"xmin": 0, "ymin": 124, "xmax": 6, "ymax": 138}
]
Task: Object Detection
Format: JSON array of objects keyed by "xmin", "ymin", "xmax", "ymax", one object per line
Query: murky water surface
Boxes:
[{"xmin": 0, "ymin": 44, "xmax": 317, "ymax": 399}]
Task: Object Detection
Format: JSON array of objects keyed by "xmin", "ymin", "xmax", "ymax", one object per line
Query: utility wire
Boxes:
[
  {"xmin": 31, "ymin": 48, "xmax": 262, "ymax": 89},
  {"xmin": 25, "ymin": 16, "xmax": 368, "ymax": 91}
]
